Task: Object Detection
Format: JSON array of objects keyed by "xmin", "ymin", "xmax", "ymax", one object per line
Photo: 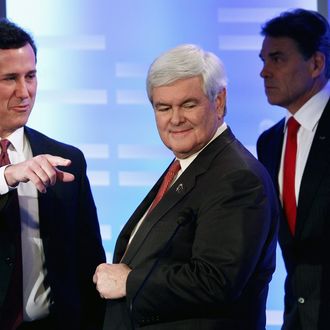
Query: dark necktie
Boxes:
[
  {"xmin": 147, "ymin": 160, "xmax": 181, "ymax": 216},
  {"xmin": 0, "ymin": 139, "xmax": 23, "ymax": 330},
  {"xmin": 282, "ymin": 117, "xmax": 300, "ymax": 236}
]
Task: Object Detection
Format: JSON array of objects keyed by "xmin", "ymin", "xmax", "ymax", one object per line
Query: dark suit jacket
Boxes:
[
  {"xmin": 0, "ymin": 193, "xmax": 7, "ymax": 212},
  {"xmin": 0, "ymin": 126, "xmax": 106, "ymax": 329},
  {"xmin": 257, "ymin": 101, "xmax": 330, "ymax": 330},
  {"xmin": 103, "ymin": 127, "xmax": 278, "ymax": 330}
]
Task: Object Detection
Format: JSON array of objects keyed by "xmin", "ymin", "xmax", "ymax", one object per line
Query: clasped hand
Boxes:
[{"xmin": 93, "ymin": 263, "xmax": 132, "ymax": 299}]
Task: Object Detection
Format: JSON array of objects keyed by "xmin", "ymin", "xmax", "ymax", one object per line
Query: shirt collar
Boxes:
[
  {"xmin": 285, "ymin": 85, "xmax": 330, "ymax": 132},
  {"xmin": 2, "ymin": 127, "xmax": 25, "ymax": 154}
]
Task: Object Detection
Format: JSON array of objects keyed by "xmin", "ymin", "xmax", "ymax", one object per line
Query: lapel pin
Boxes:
[{"xmin": 176, "ymin": 183, "xmax": 184, "ymax": 194}]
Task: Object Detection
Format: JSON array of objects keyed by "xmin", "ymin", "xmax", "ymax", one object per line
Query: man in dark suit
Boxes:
[
  {"xmin": 0, "ymin": 19, "xmax": 106, "ymax": 329},
  {"xmin": 93, "ymin": 44, "xmax": 278, "ymax": 329},
  {"xmin": 257, "ymin": 9, "xmax": 330, "ymax": 330}
]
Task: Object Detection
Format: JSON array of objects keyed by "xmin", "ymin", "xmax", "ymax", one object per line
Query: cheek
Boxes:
[
  {"xmin": 196, "ymin": 110, "xmax": 217, "ymax": 129},
  {"xmin": 284, "ymin": 65, "xmax": 309, "ymax": 84},
  {"xmin": 28, "ymin": 86, "xmax": 37, "ymax": 97},
  {"xmin": 155, "ymin": 116, "xmax": 163, "ymax": 131},
  {"xmin": 0, "ymin": 89, "xmax": 12, "ymax": 100},
  {"xmin": 0, "ymin": 103, "xmax": 7, "ymax": 115},
  {"xmin": 155, "ymin": 117, "xmax": 169, "ymax": 141},
  {"xmin": 155, "ymin": 114, "xmax": 169, "ymax": 130},
  {"xmin": 186, "ymin": 111, "xmax": 204, "ymax": 126},
  {"xmin": 283, "ymin": 73, "xmax": 307, "ymax": 95}
]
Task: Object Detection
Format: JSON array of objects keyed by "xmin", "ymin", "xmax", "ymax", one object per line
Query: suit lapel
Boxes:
[
  {"xmin": 121, "ymin": 163, "xmax": 199, "ymax": 264},
  {"xmin": 113, "ymin": 182, "xmax": 162, "ymax": 263},
  {"xmin": 264, "ymin": 119, "xmax": 285, "ymax": 195},
  {"xmin": 260, "ymin": 119, "xmax": 297, "ymax": 242},
  {"xmin": 120, "ymin": 128, "xmax": 236, "ymax": 264},
  {"xmin": 296, "ymin": 102, "xmax": 330, "ymax": 236}
]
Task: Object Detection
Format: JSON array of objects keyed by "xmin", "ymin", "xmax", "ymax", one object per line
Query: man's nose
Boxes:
[
  {"xmin": 170, "ymin": 107, "xmax": 184, "ymax": 125},
  {"xmin": 260, "ymin": 63, "xmax": 272, "ymax": 79},
  {"xmin": 15, "ymin": 79, "xmax": 29, "ymax": 98}
]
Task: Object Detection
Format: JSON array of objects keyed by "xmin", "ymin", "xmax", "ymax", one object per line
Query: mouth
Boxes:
[
  {"xmin": 10, "ymin": 104, "xmax": 30, "ymax": 112},
  {"xmin": 264, "ymin": 86, "xmax": 277, "ymax": 93},
  {"xmin": 170, "ymin": 128, "xmax": 192, "ymax": 136}
]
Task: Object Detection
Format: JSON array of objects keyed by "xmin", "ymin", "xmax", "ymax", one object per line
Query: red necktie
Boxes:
[
  {"xmin": 0, "ymin": 139, "xmax": 11, "ymax": 165},
  {"xmin": 120, "ymin": 160, "xmax": 181, "ymax": 261},
  {"xmin": 282, "ymin": 117, "xmax": 300, "ymax": 236},
  {"xmin": 147, "ymin": 160, "xmax": 181, "ymax": 215},
  {"xmin": 0, "ymin": 139, "xmax": 23, "ymax": 330}
]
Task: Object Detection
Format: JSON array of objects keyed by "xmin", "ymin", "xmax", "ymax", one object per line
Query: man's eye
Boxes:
[
  {"xmin": 272, "ymin": 56, "xmax": 282, "ymax": 63},
  {"xmin": 183, "ymin": 103, "xmax": 196, "ymax": 109},
  {"xmin": 157, "ymin": 106, "xmax": 171, "ymax": 112},
  {"xmin": 27, "ymin": 73, "xmax": 36, "ymax": 80}
]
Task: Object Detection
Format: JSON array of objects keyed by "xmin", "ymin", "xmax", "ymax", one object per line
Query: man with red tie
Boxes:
[
  {"xmin": 0, "ymin": 19, "xmax": 105, "ymax": 329},
  {"xmin": 93, "ymin": 44, "xmax": 279, "ymax": 330},
  {"xmin": 257, "ymin": 8, "xmax": 330, "ymax": 330}
]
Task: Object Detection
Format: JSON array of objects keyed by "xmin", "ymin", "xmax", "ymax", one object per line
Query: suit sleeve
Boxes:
[{"xmin": 126, "ymin": 168, "xmax": 276, "ymax": 321}]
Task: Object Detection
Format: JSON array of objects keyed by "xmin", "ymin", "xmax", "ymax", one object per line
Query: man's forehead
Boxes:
[{"xmin": 261, "ymin": 36, "xmax": 299, "ymax": 55}]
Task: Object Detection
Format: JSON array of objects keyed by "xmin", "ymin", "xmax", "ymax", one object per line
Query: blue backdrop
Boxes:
[{"xmin": 6, "ymin": 0, "xmax": 318, "ymax": 328}]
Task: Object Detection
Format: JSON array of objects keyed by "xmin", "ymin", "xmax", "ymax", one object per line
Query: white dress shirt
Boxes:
[
  {"xmin": 0, "ymin": 127, "xmax": 50, "ymax": 321},
  {"xmin": 278, "ymin": 87, "xmax": 330, "ymax": 204}
]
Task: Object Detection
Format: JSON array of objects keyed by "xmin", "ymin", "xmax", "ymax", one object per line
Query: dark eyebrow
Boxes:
[
  {"xmin": 268, "ymin": 51, "xmax": 283, "ymax": 57},
  {"xmin": 26, "ymin": 70, "xmax": 37, "ymax": 75},
  {"xmin": 1, "ymin": 69, "xmax": 37, "ymax": 77},
  {"xmin": 259, "ymin": 50, "xmax": 284, "ymax": 61},
  {"xmin": 1, "ymin": 73, "xmax": 17, "ymax": 78}
]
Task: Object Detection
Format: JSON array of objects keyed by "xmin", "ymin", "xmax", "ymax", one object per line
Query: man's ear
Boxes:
[
  {"xmin": 215, "ymin": 88, "xmax": 226, "ymax": 118},
  {"xmin": 311, "ymin": 51, "xmax": 326, "ymax": 78}
]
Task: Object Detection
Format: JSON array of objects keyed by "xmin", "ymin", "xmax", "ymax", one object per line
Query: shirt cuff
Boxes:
[{"xmin": 0, "ymin": 165, "xmax": 10, "ymax": 194}]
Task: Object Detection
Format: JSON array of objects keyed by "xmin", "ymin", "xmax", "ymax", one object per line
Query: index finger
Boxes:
[{"xmin": 44, "ymin": 154, "xmax": 72, "ymax": 167}]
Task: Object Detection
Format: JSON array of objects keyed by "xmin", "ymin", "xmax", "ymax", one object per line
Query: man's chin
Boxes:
[
  {"xmin": 172, "ymin": 148, "xmax": 195, "ymax": 159},
  {"xmin": 266, "ymin": 97, "xmax": 281, "ymax": 106},
  {"xmin": 11, "ymin": 117, "xmax": 30, "ymax": 131}
]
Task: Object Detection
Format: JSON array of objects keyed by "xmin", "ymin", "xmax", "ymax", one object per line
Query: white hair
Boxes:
[{"xmin": 146, "ymin": 44, "xmax": 227, "ymax": 103}]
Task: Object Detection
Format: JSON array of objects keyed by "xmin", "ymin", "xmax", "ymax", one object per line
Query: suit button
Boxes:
[
  {"xmin": 5, "ymin": 257, "xmax": 13, "ymax": 266},
  {"xmin": 298, "ymin": 297, "xmax": 305, "ymax": 304}
]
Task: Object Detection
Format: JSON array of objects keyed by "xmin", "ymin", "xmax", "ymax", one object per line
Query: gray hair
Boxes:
[{"xmin": 146, "ymin": 44, "xmax": 227, "ymax": 103}]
